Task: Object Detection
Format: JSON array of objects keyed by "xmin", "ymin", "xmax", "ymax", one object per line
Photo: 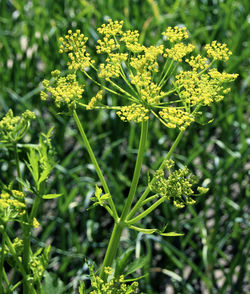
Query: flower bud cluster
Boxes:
[
  {"xmin": 99, "ymin": 53, "xmax": 128, "ymax": 80},
  {"xmin": 159, "ymin": 107, "xmax": 195, "ymax": 130},
  {"xmin": 86, "ymin": 90, "xmax": 103, "ymax": 110},
  {"xmin": 130, "ymin": 45, "xmax": 164, "ymax": 73},
  {"xmin": 59, "ymin": 30, "xmax": 93, "ymax": 71},
  {"xmin": 0, "ymin": 190, "xmax": 26, "ymax": 223},
  {"xmin": 185, "ymin": 55, "xmax": 208, "ymax": 71},
  {"xmin": 164, "ymin": 43, "xmax": 195, "ymax": 62},
  {"xmin": 175, "ymin": 68, "xmax": 237, "ymax": 106},
  {"xmin": 117, "ymin": 103, "xmax": 149, "ymax": 123},
  {"xmin": 141, "ymin": 82, "xmax": 165, "ymax": 104},
  {"xmin": 120, "ymin": 30, "xmax": 144, "ymax": 53},
  {"xmin": 3, "ymin": 237, "xmax": 24, "ymax": 256},
  {"xmin": 205, "ymin": 41, "xmax": 232, "ymax": 61},
  {"xmin": 41, "ymin": 71, "xmax": 84, "ymax": 108},
  {"xmin": 97, "ymin": 19, "xmax": 124, "ymax": 36},
  {"xmin": 96, "ymin": 20, "xmax": 124, "ymax": 54},
  {"xmin": 162, "ymin": 26, "xmax": 189, "ymax": 43},
  {"xmin": 150, "ymin": 160, "xmax": 205, "ymax": 209},
  {"xmin": 89, "ymin": 266, "xmax": 138, "ymax": 294},
  {"xmin": 32, "ymin": 217, "xmax": 40, "ymax": 228},
  {"xmin": 0, "ymin": 109, "xmax": 36, "ymax": 143}
]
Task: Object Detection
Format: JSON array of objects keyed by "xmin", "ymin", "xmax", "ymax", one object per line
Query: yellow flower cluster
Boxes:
[
  {"xmin": 43, "ymin": 19, "xmax": 237, "ymax": 129},
  {"xmin": 41, "ymin": 71, "xmax": 84, "ymax": 108},
  {"xmin": 0, "ymin": 190, "xmax": 26, "ymax": 223},
  {"xmin": 96, "ymin": 37, "xmax": 119, "ymax": 54},
  {"xmin": 140, "ymin": 82, "xmax": 165, "ymax": 104},
  {"xmin": 208, "ymin": 68, "xmax": 238, "ymax": 81},
  {"xmin": 96, "ymin": 20, "xmax": 124, "ymax": 54},
  {"xmin": 164, "ymin": 43, "xmax": 195, "ymax": 62},
  {"xmin": 205, "ymin": 41, "xmax": 232, "ymax": 61},
  {"xmin": 130, "ymin": 45, "xmax": 163, "ymax": 73},
  {"xmin": 97, "ymin": 19, "xmax": 124, "ymax": 36},
  {"xmin": 162, "ymin": 26, "xmax": 189, "ymax": 42},
  {"xmin": 120, "ymin": 30, "xmax": 144, "ymax": 53},
  {"xmin": 117, "ymin": 103, "xmax": 149, "ymax": 123},
  {"xmin": 150, "ymin": 160, "xmax": 203, "ymax": 209},
  {"xmin": 86, "ymin": 90, "xmax": 103, "ymax": 110},
  {"xmin": 90, "ymin": 266, "xmax": 139, "ymax": 294},
  {"xmin": 185, "ymin": 55, "xmax": 208, "ymax": 71},
  {"xmin": 99, "ymin": 53, "xmax": 128, "ymax": 80},
  {"xmin": 175, "ymin": 70, "xmax": 230, "ymax": 105},
  {"xmin": 4, "ymin": 237, "xmax": 24, "ymax": 257},
  {"xmin": 0, "ymin": 109, "xmax": 35, "ymax": 132},
  {"xmin": 159, "ymin": 107, "xmax": 195, "ymax": 130},
  {"xmin": 59, "ymin": 30, "xmax": 93, "ymax": 71},
  {"xmin": 0, "ymin": 109, "xmax": 36, "ymax": 143},
  {"xmin": 30, "ymin": 256, "xmax": 45, "ymax": 278},
  {"xmin": 32, "ymin": 217, "xmax": 40, "ymax": 228}
]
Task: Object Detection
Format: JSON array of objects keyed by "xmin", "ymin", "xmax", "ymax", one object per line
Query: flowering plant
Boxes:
[{"xmin": 0, "ymin": 19, "xmax": 237, "ymax": 293}]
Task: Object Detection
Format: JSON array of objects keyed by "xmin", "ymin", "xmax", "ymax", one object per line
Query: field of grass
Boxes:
[{"xmin": 0, "ymin": 0, "xmax": 249, "ymax": 293}]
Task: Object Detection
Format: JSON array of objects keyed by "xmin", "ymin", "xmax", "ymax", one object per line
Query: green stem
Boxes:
[
  {"xmin": 159, "ymin": 59, "xmax": 174, "ymax": 88},
  {"xmin": 3, "ymin": 268, "xmax": 11, "ymax": 293},
  {"xmin": 99, "ymin": 221, "xmax": 125, "ymax": 279},
  {"xmin": 83, "ymin": 70, "xmax": 124, "ymax": 98},
  {"xmin": 14, "ymin": 143, "xmax": 22, "ymax": 191},
  {"xmin": 126, "ymin": 196, "xmax": 167, "ymax": 225},
  {"xmin": 13, "ymin": 144, "xmax": 31, "ymax": 294},
  {"xmin": 127, "ymin": 129, "xmax": 185, "ymax": 220},
  {"xmin": 0, "ymin": 228, "xmax": 5, "ymax": 293},
  {"xmin": 121, "ymin": 120, "xmax": 148, "ymax": 220},
  {"xmin": 72, "ymin": 110, "xmax": 118, "ymax": 221},
  {"xmin": 99, "ymin": 120, "xmax": 148, "ymax": 280},
  {"xmin": 30, "ymin": 182, "xmax": 44, "ymax": 222}
]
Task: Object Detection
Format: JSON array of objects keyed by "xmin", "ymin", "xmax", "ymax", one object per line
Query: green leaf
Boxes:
[
  {"xmin": 124, "ymin": 256, "xmax": 148, "ymax": 276},
  {"xmin": 160, "ymin": 232, "xmax": 184, "ymax": 237},
  {"xmin": 26, "ymin": 148, "xmax": 39, "ymax": 183},
  {"xmin": 42, "ymin": 194, "xmax": 62, "ymax": 199},
  {"xmin": 78, "ymin": 282, "xmax": 85, "ymax": 294},
  {"xmin": 16, "ymin": 177, "xmax": 33, "ymax": 192},
  {"xmin": 115, "ymin": 247, "xmax": 134, "ymax": 278},
  {"xmin": 42, "ymin": 271, "xmax": 65, "ymax": 294},
  {"xmin": 38, "ymin": 168, "xmax": 51, "ymax": 185},
  {"xmin": 129, "ymin": 225, "xmax": 157, "ymax": 234},
  {"xmin": 95, "ymin": 185, "xmax": 102, "ymax": 199}
]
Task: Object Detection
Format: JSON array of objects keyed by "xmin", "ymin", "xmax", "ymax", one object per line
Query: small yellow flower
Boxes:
[
  {"xmin": 86, "ymin": 90, "xmax": 103, "ymax": 110},
  {"xmin": 120, "ymin": 30, "xmax": 144, "ymax": 53},
  {"xmin": 0, "ymin": 109, "xmax": 36, "ymax": 143},
  {"xmin": 33, "ymin": 217, "xmax": 40, "ymax": 228},
  {"xmin": 162, "ymin": 26, "xmax": 189, "ymax": 43},
  {"xmin": 0, "ymin": 190, "xmax": 26, "ymax": 223},
  {"xmin": 41, "ymin": 72, "xmax": 84, "ymax": 108},
  {"xmin": 97, "ymin": 19, "xmax": 124, "ymax": 36},
  {"xmin": 159, "ymin": 107, "xmax": 195, "ymax": 130},
  {"xmin": 117, "ymin": 104, "xmax": 149, "ymax": 123},
  {"xmin": 205, "ymin": 41, "xmax": 232, "ymax": 61},
  {"xmin": 98, "ymin": 53, "xmax": 128, "ymax": 80},
  {"xmin": 59, "ymin": 30, "xmax": 94, "ymax": 71},
  {"xmin": 185, "ymin": 54, "xmax": 209, "ymax": 71},
  {"xmin": 164, "ymin": 43, "xmax": 195, "ymax": 62},
  {"xmin": 96, "ymin": 20, "xmax": 124, "ymax": 54},
  {"xmin": 104, "ymin": 266, "xmax": 113, "ymax": 275}
]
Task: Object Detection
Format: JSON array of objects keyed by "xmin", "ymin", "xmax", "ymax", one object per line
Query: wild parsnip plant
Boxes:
[
  {"xmin": 0, "ymin": 19, "xmax": 237, "ymax": 293},
  {"xmin": 0, "ymin": 110, "xmax": 58, "ymax": 293}
]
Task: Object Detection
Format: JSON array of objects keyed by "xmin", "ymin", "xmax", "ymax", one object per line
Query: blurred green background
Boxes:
[{"xmin": 0, "ymin": 0, "xmax": 249, "ymax": 293}]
